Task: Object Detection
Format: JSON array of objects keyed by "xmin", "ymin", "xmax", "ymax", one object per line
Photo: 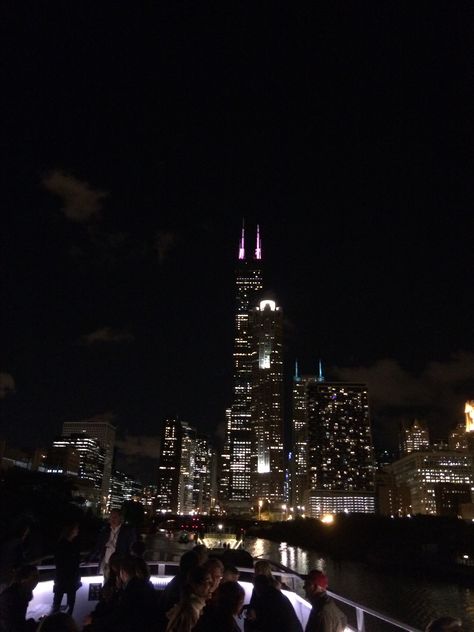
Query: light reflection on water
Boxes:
[{"xmin": 245, "ymin": 537, "xmax": 474, "ymax": 632}]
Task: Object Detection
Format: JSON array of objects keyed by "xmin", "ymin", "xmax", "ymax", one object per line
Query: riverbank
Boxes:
[{"xmin": 247, "ymin": 514, "xmax": 474, "ymax": 582}]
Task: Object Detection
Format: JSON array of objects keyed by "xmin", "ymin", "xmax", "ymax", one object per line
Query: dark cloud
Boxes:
[
  {"xmin": 116, "ymin": 435, "xmax": 161, "ymax": 459},
  {"xmin": 333, "ymin": 352, "xmax": 474, "ymax": 446},
  {"xmin": 80, "ymin": 327, "xmax": 135, "ymax": 346},
  {"xmin": 0, "ymin": 373, "xmax": 15, "ymax": 399},
  {"xmin": 42, "ymin": 170, "xmax": 108, "ymax": 223}
]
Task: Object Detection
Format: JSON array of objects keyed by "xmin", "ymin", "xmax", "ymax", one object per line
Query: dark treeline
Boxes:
[{"xmin": 248, "ymin": 515, "xmax": 474, "ymax": 577}]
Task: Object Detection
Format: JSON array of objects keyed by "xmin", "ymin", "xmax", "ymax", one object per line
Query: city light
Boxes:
[{"xmin": 321, "ymin": 514, "xmax": 334, "ymax": 525}]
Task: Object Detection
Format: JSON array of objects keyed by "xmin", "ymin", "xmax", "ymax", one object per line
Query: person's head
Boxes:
[
  {"xmin": 426, "ymin": 617, "xmax": 463, "ymax": 632},
  {"xmin": 187, "ymin": 565, "xmax": 213, "ymax": 600},
  {"xmin": 118, "ymin": 555, "xmax": 137, "ymax": 585},
  {"xmin": 13, "ymin": 565, "xmax": 39, "ymax": 593},
  {"xmin": 133, "ymin": 556, "xmax": 151, "ymax": 581},
  {"xmin": 203, "ymin": 557, "xmax": 224, "ymax": 594},
  {"xmin": 254, "ymin": 560, "xmax": 274, "ymax": 578},
  {"xmin": 59, "ymin": 523, "xmax": 79, "ymax": 541},
  {"xmin": 131, "ymin": 539, "xmax": 145, "ymax": 558},
  {"xmin": 193, "ymin": 544, "xmax": 209, "ymax": 565},
  {"xmin": 223, "ymin": 565, "xmax": 240, "ymax": 583},
  {"xmin": 109, "ymin": 510, "xmax": 123, "ymax": 529},
  {"xmin": 37, "ymin": 612, "xmax": 79, "ymax": 632},
  {"xmin": 179, "ymin": 550, "xmax": 200, "ymax": 578},
  {"xmin": 108, "ymin": 553, "xmax": 123, "ymax": 578},
  {"xmin": 253, "ymin": 574, "xmax": 275, "ymax": 596},
  {"xmin": 304, "ymin": 570, "xmax": 328, "ymax": 600},
  {"xmin": 215, "ymin": 580, "xmax": 245, "ymax": 615}
]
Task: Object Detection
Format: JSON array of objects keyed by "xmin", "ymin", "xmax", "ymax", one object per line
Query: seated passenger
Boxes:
[
  {"xmin": 166, "ymin": 566, "xmax": 212, "ymax": 632},
  {"xmin": 193, "ymin": 580, "xmax": 245, "ymax": 632},
  {"xmin": 245, "ymin": 574, "xmax": 303, "ymax": 632},
  {"xmin": 0, "ymin": 564, "xmax": 39, "ymax": 632},
  {"xmin": 37, "ymin": 612, "xmax": 79, "ymax": 632}
]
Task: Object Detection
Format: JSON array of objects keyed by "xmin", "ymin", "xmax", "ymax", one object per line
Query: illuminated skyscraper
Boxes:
[
  {"xmin": 306, "ymin": 381, "xmax": 376, "ymax": 517},
  {"xmin": 226, "ymin": 224, "xmax": 263, "ymax": 511},
  {"xmin": 400, "ymin": 419, "xmax": 430, "ymax": 455},
  {"xmin": 156, "ymin": 417, "xmax": 182, "ymax": 512},
  {"xmin": 250, "ymin": 299, "xmax": 284, "ymax": 506},
  {"xmin": 62, "ymin": 418, "xmax": 116, "ymax": 511},
  {"xmin": 290, "ymin": 362, "xmax": 324, "ymax": 511}
]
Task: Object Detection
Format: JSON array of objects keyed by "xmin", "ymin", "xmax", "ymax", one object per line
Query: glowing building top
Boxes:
[{"xmin": 465, "ymin": 401, "xmax": 474, "ymax": 432}]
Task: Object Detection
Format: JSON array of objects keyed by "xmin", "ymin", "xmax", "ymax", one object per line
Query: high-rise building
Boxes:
[
  {"xmin": 306, "ymin": 381, "xmax": 376, "ymax": 517},
  {"xmin": 249, "ymin": 298, "xmax": 285, "ymax": 507},
  {"xmin": 387, "ymin": 450, "xmax": 474, "ymax": 515},
  {"xmin": 192, "ymin": 434, "xmax": 214, "ymax": 514},
  {"xmin": 226, "ymin": 224, "xmax": 263, "ymax": 511},
  {"xmin": 62, "ymin": 418, "xmax": 116, "ymax": 510},
  {"xmin": 400, "ymin": 419, "xmax": 430, "ymax": 455},
  {"xmin": 156, "ymin": 417, "xmax": 182, "ymax": 512},
  {"xmin": 178, "ymin": 421, "xmax": 196, "ymax": 515},
  {"xmin": 290, "ymin": 363, "xmax": 323, "ymax": 511},
  {"xmin": 53, "ymin": 434, "xmax": 104, "ymax": 490}
]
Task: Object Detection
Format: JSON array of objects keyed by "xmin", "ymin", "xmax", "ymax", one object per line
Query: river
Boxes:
[{"xmin": 245, "ymin": 537, "xmax": 474, "ymax": 631}]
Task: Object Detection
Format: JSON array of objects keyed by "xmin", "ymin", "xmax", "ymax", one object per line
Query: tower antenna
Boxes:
[
  {"xmin": 238, "ymin": 219, "xmax": 245, "ymax": 260},
  {"xmin": 255, "ymin": 224, "xmax": 262, "ymax": 260}
]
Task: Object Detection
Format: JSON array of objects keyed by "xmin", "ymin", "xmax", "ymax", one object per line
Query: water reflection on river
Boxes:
[{"xmin": 245, "ymin": 538, "xmax": 474, "ymax": 631}]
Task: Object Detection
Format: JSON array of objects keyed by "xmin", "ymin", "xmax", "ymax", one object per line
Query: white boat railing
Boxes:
[{"xmin": 35, "ymin": 561, "xmax": 422, "ymax": 632}]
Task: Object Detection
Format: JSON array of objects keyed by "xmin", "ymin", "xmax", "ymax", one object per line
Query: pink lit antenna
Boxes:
[
  {"xmin": 255, "ymin": 224, "xmax": 262, "ymax": 260},
  {"xmin": 238, "ymin": 220, "xmax": 245, "ymax": 260}
]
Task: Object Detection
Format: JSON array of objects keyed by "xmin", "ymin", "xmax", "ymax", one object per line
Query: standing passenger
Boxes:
[
  {"xmin": 304, "ymin": 570, "xmax": 347, "ymax": 632},
  {"xmin": 90, "ymin": 510, "xmax": 136, "ymax": 578},
  {"xmin": 52, "ymin": 523, "xmax": 81, "ymax": 616}
]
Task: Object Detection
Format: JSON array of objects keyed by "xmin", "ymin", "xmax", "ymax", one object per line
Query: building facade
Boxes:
[
  {"xmin": 156, "ymin": 417, "xmax": 182, "ymax": 512},
  {"xmin": 306, "ymin": 381, "xmax": 376, "ymax": 517},
  {"xmin": 53, "ymin": 434, "xmax": 104, "ymax": 490},
  {"xmin": 62, "ymin": 419, "xmax": 116, "ymax": 510},
  {"xmin": 387, "ymin": 450, "xmax": 474, "ymax": 515},
  {"xmin": 249, "ymin": 299, "xmax": 285, "ymax": 508},
  {"xmin": 225, "ymin": 225, "xmax": 263, "ymax": 511},
  {"xmin": 400, "ymin": 419, "xmax": 430, "ymax": 455}
]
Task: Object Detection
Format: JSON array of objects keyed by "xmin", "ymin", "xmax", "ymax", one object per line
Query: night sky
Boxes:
[{"xmin": 1, "ymin": 4, "xmax": 473, "ymax": 480}]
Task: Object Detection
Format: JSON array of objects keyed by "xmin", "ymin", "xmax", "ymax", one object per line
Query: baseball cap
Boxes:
[{"xmin": 305, "ymin": 570, "xmax": 329, "ymax": 590}]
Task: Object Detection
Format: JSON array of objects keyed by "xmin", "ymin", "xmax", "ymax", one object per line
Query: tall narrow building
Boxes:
[
  {"xmin": 226, "ymin": 224, "xmax": 263, "ymax": 511},
  {"xmin": 290, "ymin": 363, "xmax": 324, "ymax": 511},
  {"xmin": 156, "ymin": 417, "xmax": 182, "ymax": 513},
  {"xmin": 250, "ymin": 299, "xmax": 285, "ymax": 507},
  {"xmin": 306, "ymin": 381, "xmax": 376, "ymax": 517}
]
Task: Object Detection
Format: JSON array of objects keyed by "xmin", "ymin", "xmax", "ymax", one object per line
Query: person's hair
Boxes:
[
  {"xmin": 59, "ymin": 523, "xmax": 78, "ymax": 540},
  {"xmin": 133, "ymin": 557, "xmax": 151, "ymax": 581},
  {"xmin": 193, "ymin": 543, "xmax": 209, "ymax": 564},
  {"xmin": 426, "ymin": 617, "xmax": 463, "ymax": 632},
  {"xmin": 179, "ymin": 550, "xmax": 199, "ymax": 575},
  {"xmin": 254, "ymin": 560, "xmax": 274, "ymax": 577},
  {"xmin": 14, "ymin": 565, "xmax": 39, "ymax": 583},
  {"xmin": 215, "ymin": 580, "xmax": 245, "ymax": 614},
  {"xmin": 108, "ymin": 552, "xmax": 123, "ymax": 576},
  {"xmin": 203, "ymin": 557, "xmax": 224, "ymax": 574},
  {"xmin": 119, "ymin": 555, "xmax": 138, "ymax": 578},
  {"xmin": 37, "ymin": 613, "xmax": 79, "ymax": 632},
  {"xmin": 109, "ymin": 509, "xmax": 122, "ymax": 518},
  {"xmin": 224, "ymin": 565, "xmax": 239, "ymax": 576}
]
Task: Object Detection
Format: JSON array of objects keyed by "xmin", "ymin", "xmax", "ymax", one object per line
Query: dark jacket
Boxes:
[
  {"xmin": 0, "ymin": 583, "xmax": 36, "ymax": 632},
  {"xmin": 54, "ymin": 538, "xmax": 81, "ymax": 593},
  {"xmin": 305, "ymin": 593, "xmax": 347, "ymax": 632},
  {"xmin": 246, "ymin": 581, "xmax": 303, "ymax": 632},
  {"xmin": 91, "ymin": 524, "xmax": 137, "ymax": 564},
  {"xmin": 193, "ymin": 604, "xmax": 241, "ymax": 632}
]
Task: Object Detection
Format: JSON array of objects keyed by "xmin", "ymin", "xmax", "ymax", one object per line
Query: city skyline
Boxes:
[{"xmin": 1, "ymin": 4, "xmax": 474, "ymax": 477}]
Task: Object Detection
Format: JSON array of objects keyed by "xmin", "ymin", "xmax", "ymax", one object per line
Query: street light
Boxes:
[{"xmin": 258, "ymin": 499, "xmax": 263, "ymax": 520}]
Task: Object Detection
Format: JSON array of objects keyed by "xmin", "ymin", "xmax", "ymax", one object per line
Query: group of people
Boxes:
[{"xmin": 0, "ymin": 511, "xmax": 466, "ymax": 632}]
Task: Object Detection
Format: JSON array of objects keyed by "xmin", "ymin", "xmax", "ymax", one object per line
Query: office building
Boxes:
[
  {"xmin": 290, "ymin": 363, "xmax": 324, "ymax": 511},
  {"xmin": 249, "ymin": 298, "xmax": 285, "ymax": 507},
  {"xmin": 156, "ymin": 417, "xmax": 182, "ymax": 512},
  {"xmin": 306, "ymin": 381, "xmax": 376, "ymax": 517},
  {"xmin": 400, "ymin": 419, "xmax": 430, "ymax": 455},
  {"xmin": 225, "ymin": 224, "xmax": 263, "ymax": 511},
  {"xmin": 62, "ymin": 418, "xmax": 116, "ymax": 509},
  {"xmin": 387, "ymin": 450, "xmax": 474, "ymax": 515},
  {"xmin": 53, "ymin": 434, "xmax": 104, "ymax": 490}
]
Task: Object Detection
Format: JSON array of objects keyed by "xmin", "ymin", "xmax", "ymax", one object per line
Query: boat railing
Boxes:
[{"xmin": 36, "ymin": 561, "xmax": 422, "ymax": 632}]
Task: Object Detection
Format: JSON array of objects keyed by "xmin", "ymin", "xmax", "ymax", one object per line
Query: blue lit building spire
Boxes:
[
  {"xmin": 294, "ymin": 359, "xmax": 301, "ymax": 382},
  {"xmin": 317, "ymin": 359, "xmax": 324, "ymax": 382}
]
